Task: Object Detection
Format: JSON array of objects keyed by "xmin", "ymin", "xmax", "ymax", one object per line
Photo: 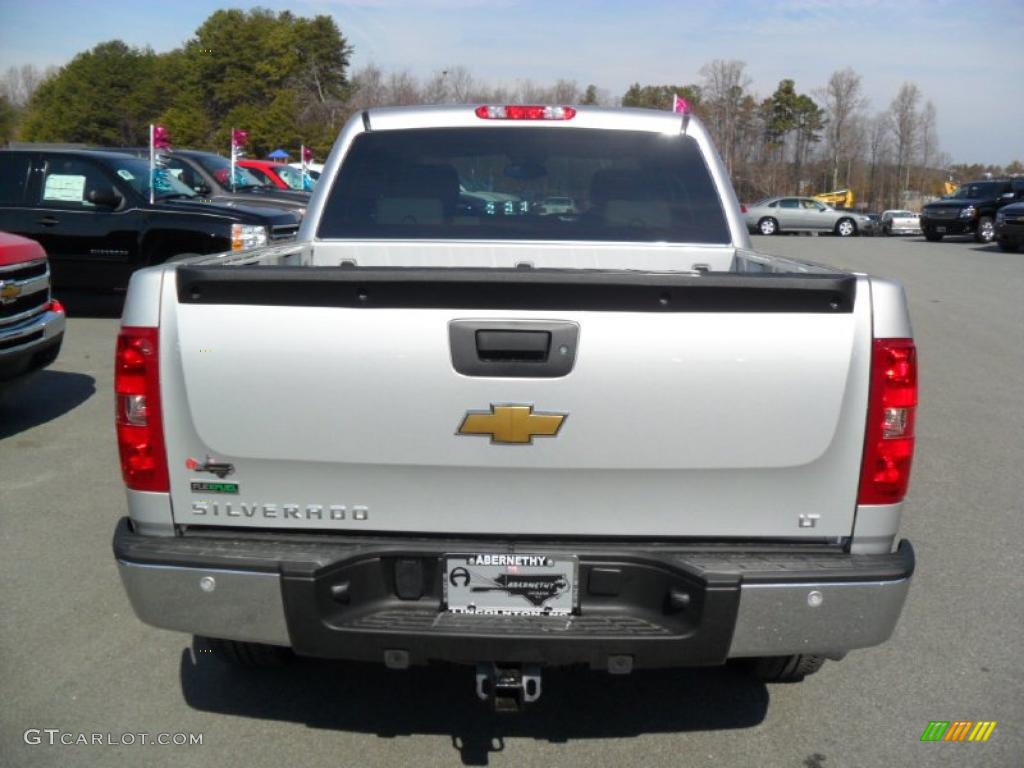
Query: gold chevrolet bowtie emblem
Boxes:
[
  {"xmin": 0, "ymin": 280, "xmax": 22, "ymax": 304},
  {"xmin": 458, "ymin": 405, "xmax": 566, "ymax": 445}
]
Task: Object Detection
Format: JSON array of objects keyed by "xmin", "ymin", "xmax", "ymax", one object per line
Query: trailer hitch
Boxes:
[{"xmin": 476, "ymin": 663, "xmax": 542, "ymax": 712}]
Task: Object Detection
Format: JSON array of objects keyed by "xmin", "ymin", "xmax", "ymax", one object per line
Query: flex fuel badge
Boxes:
[{"xmin": 190, "ymin": 481, "xmax": 239, "ymax": 494}]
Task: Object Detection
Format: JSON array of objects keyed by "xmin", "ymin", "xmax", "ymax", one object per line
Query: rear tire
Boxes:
[
  {"xmin": 205, "ymin": 638, "xmax": 292, "ymax": 667},
  {"xmin": 758, "ymin": 217, "xmax": 779, "ymax": 236},
  {"xmin": 835, "ymin": 218, "xmax": 857, "ymax": 237},
  {"xmin": 749, "ymin": 654, "xmax": 826, "ymax": 682},
  {"xmin": 924, "ymin": 230, "xmax": 943, "ymax": 242}
]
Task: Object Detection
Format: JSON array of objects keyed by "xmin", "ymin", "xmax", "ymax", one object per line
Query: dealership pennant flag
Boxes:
[
  {"xmin": 300, "ymin": 145, "xmax": 314, "ymax": 190},
  {"xmin": 149, "ymin": 124, "xmax": 172, "ymax": 204},
  {"xmin": 672, "ymin": 94, "xmax": 689, "ymax": 114},
  {"xmin": 230, "ymin": 128, "xmax": 249, "ymax": 192}
]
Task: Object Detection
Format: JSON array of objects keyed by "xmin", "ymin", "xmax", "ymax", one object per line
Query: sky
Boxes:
[{"xmin": 1, "ymin": 0, "xmax": 1022, "ymax": 165}]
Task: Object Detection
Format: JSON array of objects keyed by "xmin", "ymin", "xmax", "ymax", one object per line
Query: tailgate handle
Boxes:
[
  {"xmin": 475, "ymin": 330, "xmax": 550, "ymax": 361},
  {"xmin": 450, "ymin": 320, "xmax": 579, "ymax": 378}
]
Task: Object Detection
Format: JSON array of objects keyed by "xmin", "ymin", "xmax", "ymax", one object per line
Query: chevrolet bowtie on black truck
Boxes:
[
  {"xmin": 112, "ymin": 104, "xmax": 918, "ymax": 711},
  {"xmin": 0, "ymin": 149, "xmax": 301, "ymax": 291},
  {"xmin": 920, "ymin": 177, "xmax": 1024, "ymax": 243}
]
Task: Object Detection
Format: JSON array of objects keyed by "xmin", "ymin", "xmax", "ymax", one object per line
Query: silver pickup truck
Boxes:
[{"xmin": 112, "ymin": 104, "xmax": 916, "ymax": 710}]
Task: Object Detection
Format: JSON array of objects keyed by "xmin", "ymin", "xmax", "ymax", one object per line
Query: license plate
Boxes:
[
  {"xmin": 443, "ymin": 554, "xmax": 578, "ymax": 615},
  {"xmin": 936, "ymin": 226, "xmax": 946, "ymax": 233}
]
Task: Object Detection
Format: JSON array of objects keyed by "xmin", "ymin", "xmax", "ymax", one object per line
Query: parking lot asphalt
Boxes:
[{"xmin": 1, "ymin": 234, "xmax": 1022, "ymax": 768}]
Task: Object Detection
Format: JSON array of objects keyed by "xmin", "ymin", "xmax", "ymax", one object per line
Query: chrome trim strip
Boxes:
[
  {"xmin": 728, "ymin": 577, "xmax": 910, "ymax": 658},
  {"xmin": 0, "ymin": 272, "xmax": 50, "ymax": 297},
  {"xmin": 117, "ymin": 560, "xmax": 291, "ymax": 646},
  {"xmin": 0, "ymin": 258, "xmax": 47, "ymax": 275},
  {"xmin": 0, "ymin": 308, "xmax": 64, "ymax": 349},
  {"xmin": 0, "ymin": 304, "xmax": 49, "ymax": 329}
]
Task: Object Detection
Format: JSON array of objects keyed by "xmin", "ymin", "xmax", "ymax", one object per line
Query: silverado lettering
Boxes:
[{"xmin": 190, "ymin": 502, "xmax": 364, "ymax": 520}]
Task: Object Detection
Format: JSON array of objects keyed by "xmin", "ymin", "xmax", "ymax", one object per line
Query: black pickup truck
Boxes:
[
  {"xmin": 0, "ymin": 149, "xmax": 300, "ymax": 290},
  {"xmin": 920, "ymin": 178, "xmax": 1024, "ymax": 243}
]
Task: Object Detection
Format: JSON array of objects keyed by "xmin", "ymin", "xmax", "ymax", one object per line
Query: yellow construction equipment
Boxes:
[
  {"xmin": 813, "ymin": 189, "xmax": 855, "ymax": 208},
  {"xmin": 943, "ymin": 181, "xmax": 958, "ymax": 196}
]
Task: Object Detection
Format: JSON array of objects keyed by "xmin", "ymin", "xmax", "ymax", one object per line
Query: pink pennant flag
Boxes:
[
  {"xmin": 152, "ymin": 124, "xmax": 171, "ymax": 150},
  {"xmin": 302, "ymin": 145, "xmax": 314, "ymax": 163},
  {"xmin": 672, "ymin": 94, "xmax": 689, "ymax": 114},
  {"xmin": 231, "ymin": 129, "xmax": 249, "ymax": 148}
]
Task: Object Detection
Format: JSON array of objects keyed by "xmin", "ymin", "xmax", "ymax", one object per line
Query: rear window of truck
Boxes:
[{"xmin": 317, "ymin": 128, "xmax": 731, "ymax": 244}]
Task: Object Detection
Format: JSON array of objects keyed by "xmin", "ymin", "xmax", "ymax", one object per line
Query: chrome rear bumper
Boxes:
[{"xmin": 114, "ymin": 518, "xmax": 913, "ymax": 664}]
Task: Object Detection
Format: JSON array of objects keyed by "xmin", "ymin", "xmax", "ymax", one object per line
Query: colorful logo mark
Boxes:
[{"xmin": 920, "ymin": 721, "xmax": 997, "ymax": 742}]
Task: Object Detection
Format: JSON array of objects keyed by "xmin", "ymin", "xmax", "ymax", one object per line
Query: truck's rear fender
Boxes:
[
  {"xmin": 121, "ymin": 267, "xmax": 175, "ymax": 536},
  {"xmin": 850, "ymin": 275, "xmax": 915, "ymax": 554}
]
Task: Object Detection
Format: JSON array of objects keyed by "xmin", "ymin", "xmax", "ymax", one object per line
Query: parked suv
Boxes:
[
  {"xmin": 995, "ymin": 202, "xmax": 1024, "ymax": 252},
  {"xmin": 0, "ymin": 149, "xmax": 301, "ymax": 291},
  {"xmin": 920, "ymin": 178, "xmax": 1024, "ymax": 243}
]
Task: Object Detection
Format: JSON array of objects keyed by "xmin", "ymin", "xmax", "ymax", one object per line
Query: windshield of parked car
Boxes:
[
  {"xmin": 107, "ymin": 156, "xmax": 197, "ymax": 199},
  {"xmin": 318, "ymin": 128, "xmax": 731, "ymax": 243},
  {"xmin": 274, "ymin": 164, "xmax": 315, "ymax": 191},
  {"xmin": 946, "ymin": 182, "xmax": 1002, "ymax": 200},
  {"xmin": 192, "ymin": 153, "xmax": 265, "ymax": 189}
]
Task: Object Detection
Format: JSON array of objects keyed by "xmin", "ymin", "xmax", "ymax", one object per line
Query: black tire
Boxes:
[
  {"xmin": 205, "ymin": 637, "xmax": 292, "ymax": 667},
  {"xmin": 975, "ymin": 216, "xmax": 995, "ymax": 244},
  {"xmin": 924, "ymin": 230, "xmax": 943, "ymax": 242},
  {"xmin": 749, "ymin": 654, "xmax": 826, "ymax": 683},
  {"xmin": 883, "ymin": 225, "xmax": 891, "ymax": 237},
  {"xmin": 835, "ymin": 218, "xmax": 857, "ymax": 237},
  {"xmin": 998, "ymin": 240, "xmax": 1020, "ymax": 253},
  {"xmin": 758, "ymin": 217, "xmax": 779, "ymax": 236}
]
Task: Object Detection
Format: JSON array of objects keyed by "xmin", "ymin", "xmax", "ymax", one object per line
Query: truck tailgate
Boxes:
[{"xmin": 161, "ymin": 267, "xmax": 871, "ymax": 539}]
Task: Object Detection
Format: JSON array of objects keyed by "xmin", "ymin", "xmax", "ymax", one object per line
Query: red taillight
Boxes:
[
  {"xmin": 858, "ymin": 338, "xmax": 917, "ymax": 505},
  {"xmin": 115, "ymin": 326, "xmax": 168, "ymax": 492},
  {"xmin": 475, "ymin": 105, "xmax": 577, "ymax": 120},
  {"xmin": 49, "ymin": 298, "xmax": 65, "ymax": 314}
]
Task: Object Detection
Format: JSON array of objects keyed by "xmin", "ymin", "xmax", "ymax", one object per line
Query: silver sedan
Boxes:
[
  {"xmin": 744, "ymin": 196, "xmax": 871, "ymax": 237},
  {"xmin": 880, "ymin": 210, "xmax": 922, "ymax": 236}
]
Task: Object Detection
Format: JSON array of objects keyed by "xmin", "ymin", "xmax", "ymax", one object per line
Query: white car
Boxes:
[
  {"xmin": 880, "ymin": 210, "xmax": 921, "ymax": 236},
  {"xmin": 288, "ymin": 162, "xmax": 324, "ymax": 181}
]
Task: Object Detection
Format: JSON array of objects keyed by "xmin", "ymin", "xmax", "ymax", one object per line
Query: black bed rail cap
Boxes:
[{"xmin": 176, "ymin": 266, "xmax": 856, "ymax": 313}]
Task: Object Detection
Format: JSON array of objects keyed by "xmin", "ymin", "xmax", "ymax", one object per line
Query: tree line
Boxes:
[
  {"xmin": 1, "ymin": 10, "xmax": 351, "ymax": 161},
  {"xmin": 623, "ymin": 62, "xmax": 1021, "ymax": 209},
  {"xmin": 2, "ymin": 10, "xmax": 1020, "ymax": 210}
]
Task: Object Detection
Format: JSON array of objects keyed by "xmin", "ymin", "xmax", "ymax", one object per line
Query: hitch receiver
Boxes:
[{"xmin": 476, "ymin": 663, "xmax": 542, "ymax": 712}]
